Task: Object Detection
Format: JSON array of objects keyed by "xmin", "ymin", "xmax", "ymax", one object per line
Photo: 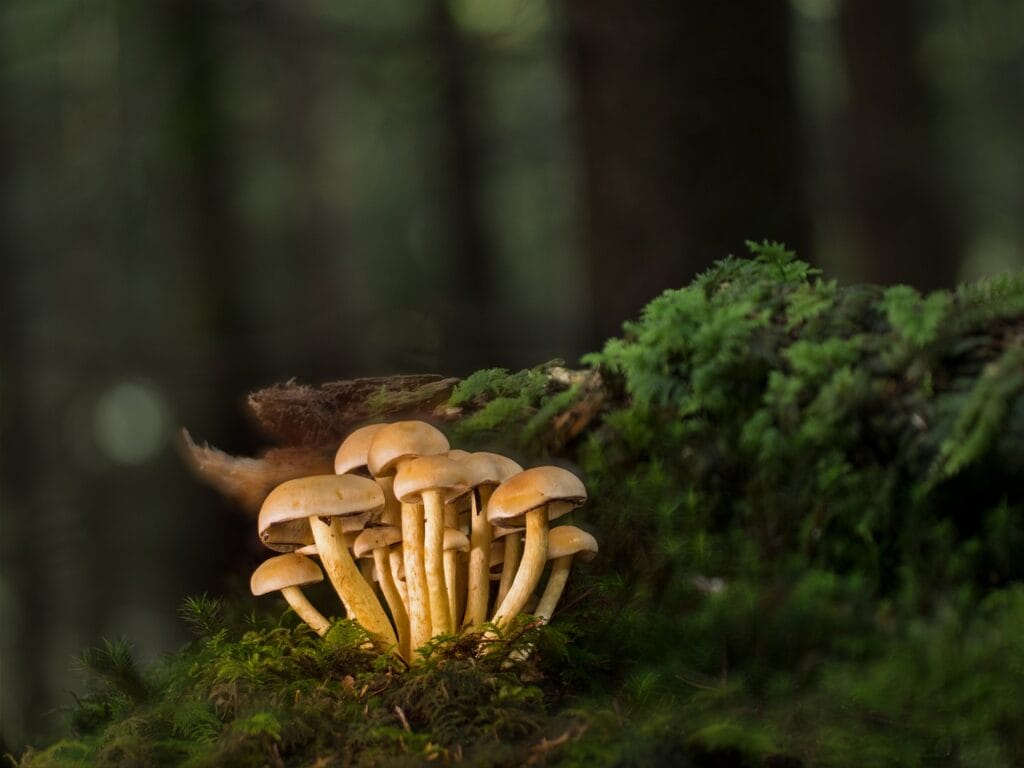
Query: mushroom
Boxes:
[
  {"xmin": 487, "ymin": 466, "xmax": 587, "ymax": 627},
  {"xmin": 260, "ymin": 475, "xmax": 397, "ymax": 648},
  {"xmin": 334, "ymin": 423, "xmax": 387, "ymax": 476},
  {"xmin": 367, "ymin": 420, "xmax": 450, "ymax": 659},
  {"xmin": 251, "ymin": 553, "xmax": 331, "ymax": 636},
  {"xmin": 459, "ymin": 452, "xmax": 523, "ymax": 630},
  {"xmin": 353, "ymin": 526, "xmax": 410, "ymax": 660},
  {"xmin": 393, "ymin": 454, "xmax": 470, "ymax": 637},
  {"xmin": 534, "ymin": 525, "xmax": 598, "ymax": 622},
  {"xmin": 442, "ymin": 528, "xmax": 470, "ymax": 627},
  {"xmin": 491, "ymin": 525, "xmax": 523, "ymax": 610}
]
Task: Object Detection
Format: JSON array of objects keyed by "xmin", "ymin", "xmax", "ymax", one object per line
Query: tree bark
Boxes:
[
  {"xmin": 836, "ymin": 0, "xmax": 960, "ymax": 290},
  {"xmin": 566, "ymin": 0, "xmax": 807, "ymax": 345}
]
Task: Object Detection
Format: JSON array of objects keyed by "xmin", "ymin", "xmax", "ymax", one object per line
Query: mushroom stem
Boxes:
[
  {"xmin": 310, "ymin": 516, "xmax": 398, "ymax": 648},
  {"xmin": 534, "ymin": 554, "xmax": 573, "ymax": 622},
  {"xmin": 391, "ymin": 547, "xmax": 408, "ymax": 606},
  {"xmin": 444, "ymin": 549, "xmax": 460, "ymax": 628},
  {"xmin": 374, "ymin": 548, "xmax": 410, "ymax": 661},
  {"xmin": 402, "ymin": 502, "xmax": 433, "ymax": 658},
  {"xmin": 280, "ymin": 585, "xmax": 331, "ymax": 636},
  {"xmin": 464, "ymin": 488, "xmax": 492, "ymax": 629},
  {"xmin": 423, "ymin": 489, "xmax": 451, "ymax": 636},
  {"xmin": 492, "ymin": 508, "xmax": 549, "ymax": 626},
  {"xmin": 497, "ymin": 532, "xmax": 522, "ymax": 607}
]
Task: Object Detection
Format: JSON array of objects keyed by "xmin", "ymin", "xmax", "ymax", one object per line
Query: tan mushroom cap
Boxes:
[
  {"xmin": 296, "ymin": 530, "xmax": 362, "ymax": 557},
  {"xmin": 352, "ymin": 525, "xmax": 403, "ymax": 558},
  {"xmin": 491, "ymin": 524, "xmax": 522, "ymax": 539},
  {"xmin": 444, "ymin": 528, "xmax": 470, "ymax": 552},
  {"xmin": 258, "ymin": 475, "xmax": 383, "ymax": 551},
  {"xmin": 486, "ymin": 466, "xmax": 587, "ymax": 527},
  {"xmin": 464, "ymin": 452, "xmax": 523, "ymax": 488},
  {"xmin": 251, "ymin": 553, "xmax": 324, "ymax": 596},
  {"xmin": 548, "ymin": 526, "xmax": 599, "ymax": 562},
  {"xmin": 367, "ymin": 420, "xmax": 450, "ymax": 477},
  {"xmin": 446, "ymin": 449, "xmax": 472, "ymax": 462},
  {"xmin": 392, "ymin": 454, "xmax": 470, "ymax": 504},
  {"xmin": 334, "ymin": 423, "xmax": 387, "ymax": 476}
]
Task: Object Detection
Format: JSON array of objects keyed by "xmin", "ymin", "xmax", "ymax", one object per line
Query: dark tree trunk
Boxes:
[
  {"xmin": 566, "ymin": 0, "xmax": 807, "ymax": 344},
  {"xmin": 837, "ymin": 0, "xmax": 960, "ymax": 290},
  {"xmin": 428, "ymin": 0, "xmax": 497, "ymax": 374},
  {"xmin": 0, "ymin": 28, "xmax": 45, "ymax": 748},
  {"xmin": 163, "ymin": 0, "xmax": 255, "ymax": 448}
]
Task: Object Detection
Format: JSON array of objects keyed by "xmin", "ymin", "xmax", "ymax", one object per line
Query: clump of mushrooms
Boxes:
[{"xmin": 249, "ymin": 419, "xmax": 598, "ymax": 664}]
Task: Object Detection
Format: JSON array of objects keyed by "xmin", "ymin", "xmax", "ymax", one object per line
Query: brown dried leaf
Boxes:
[{"xmin": 178, "ymin": 429, "xmax": 333, "ymax": 515}]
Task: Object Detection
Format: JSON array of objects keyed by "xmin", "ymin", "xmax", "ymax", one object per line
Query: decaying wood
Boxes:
[
  {"xmin": 185, "ymin": 369, "xmax": 605, "ymax": 514},
  {"xmin": 247, "ymin": 375, "xmax": 460, "ymax": 446}
]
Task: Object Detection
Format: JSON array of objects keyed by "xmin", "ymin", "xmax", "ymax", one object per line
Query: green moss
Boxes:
[{"xmin": 25, "ymin": 243, "xmax": 1024, "ymax": 766}]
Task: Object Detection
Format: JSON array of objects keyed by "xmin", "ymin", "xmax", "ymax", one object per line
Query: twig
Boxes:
[
  {"xmin": 525, "ymin": 722, "xmax": 588, "ymax": 765},
  {"xmin": 394, "ymin": 705, "xmax": 412, "ymax": 732}
]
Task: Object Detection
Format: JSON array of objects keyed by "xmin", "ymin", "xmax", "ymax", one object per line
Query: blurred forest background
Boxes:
[{"xmin": 2, "ymin": 0, "xmax": 1024, "ymax": 752}]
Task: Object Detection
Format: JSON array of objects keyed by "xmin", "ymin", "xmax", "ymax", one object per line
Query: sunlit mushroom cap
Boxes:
[
  {"xmin": 393, "ymin": 454, "xmax": 470, "ymax": 504},
  {"xmin": 464, "ymin": 452, "xmax": 523, "ymax": 487},
  {"xmin": 486, "ymin": 466, "xmax": 587, "ymax": 527},
  {"xmin": 447, "ymin": 449, "xmax": 472, "ymax": 462},
  {"xmin": 367, "ymin": 420, "xmax": 450, "ymax": 477},
  {"xmin": 443, "ymin": 528, "xmax": 470, "ymax": 552},
  {"xmin": 352, "ymin": 525, "xmax": 403, "ymax": 558},
  {"xmin": 251, "ymin": 553, "xmax": 323, "ymax": 596},
  {"xmin": 334, "ymin": 423, "xmax": 387, "ymax": 475},
  {"xmin": 491, "ymin": 524, "xmax": 522, "ymax": 539},
  {"xmin": 548, "ymin": 525, "xmax": 598, "ymax": 562},
  {"xmin": 258, "ymin": 475, "xmax": 383, "ymax": 551}
]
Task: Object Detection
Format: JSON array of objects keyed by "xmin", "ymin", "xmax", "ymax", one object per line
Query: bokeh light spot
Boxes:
[{"xmin": 92, "ymin": 381, "xmax": 169, "ymax": 465}]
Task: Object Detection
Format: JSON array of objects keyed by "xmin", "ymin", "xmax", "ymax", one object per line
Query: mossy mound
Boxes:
[{"xmin": 22, "ymin": 242, "xmax": 1024, "ymax": 766}]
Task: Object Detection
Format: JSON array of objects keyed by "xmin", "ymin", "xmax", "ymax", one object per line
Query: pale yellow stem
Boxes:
[
  {"xmin": 310, "ymin": 517, "xmax": 398, "ymax": 648},
  {"xmin": 280, "ymin": 585, "xmax": 330, "ymax": 636},
  {"xmin": 465, "ymin": 488, "xmax": 493, "ymax": 629},
  {"xmin": 391, "ymin": 547, "xmax": 408, "ymax": 606},
  {"xmin": 374, "ymin": 548, "xmax": 410, "ymax": 661},
  {"xmin": 402, "ymin": 502, "xmax": 432, "ymax": 659},
  {"xmin": 534, "ymin": 555, "xmax": 573, "ymax": 621},
  {"xmin": 497, "ymin": 532, "xmax": 522, "ymax": 607},
  {"xmin": 423, "ymin": 489, "xmax": 451, "ymax": 636},
  {"xmin": 492, "ymin": 509, "xmax": 549, "ymax": 627},
  {"xmin": 444, "ymin": 550, "xmax": 459, "ymax": 627}
]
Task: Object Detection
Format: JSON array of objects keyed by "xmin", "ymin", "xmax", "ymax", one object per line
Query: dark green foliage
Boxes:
[
  {"xmin": 25, "ymin": 244, "xmax": 1024, "ymax": 766},
  {"xmin": 20, "ymin": 609, "xmax": 581, "ymax": 767}
]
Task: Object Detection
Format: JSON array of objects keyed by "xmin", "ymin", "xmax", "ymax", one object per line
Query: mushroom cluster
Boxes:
[{"xmin": 250, "ymin": 420, "xmax": 598, "ymax": 663}]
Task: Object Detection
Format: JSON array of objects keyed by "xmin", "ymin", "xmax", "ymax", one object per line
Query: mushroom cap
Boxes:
[
  {"xmin": 251, "ymin": 553, "xmax": 323, "ymax": 595},
  {"xmin": 353, "ymin": 525, "xmax": 403, "ymax": 558},
  {"xmin": 491, "ymin": 524, "xmax": 522, "ymax": 540},
  {"xmin": 548, "ymin": 525, "xmax": 599, "ymax": 562},
  {"xmin": 334, "ymin": 423, "xmax": 387, "ymax": 476},
  {"xmin": 258, "ymin": 475, "xmax": 383, "ymax": 551},
  {"xmin": 464, "ymin": 452, "xmax": 523, "ymax": 488},
  {"xmin": 486, "ymin": 466, "xmax": 587, "ymax": 527},
  {"xmin": 443, "ymin": 528, "xmax": 470, "ymax": 552},
  {"xmin": 367, "ymin": 420, "xmax": 450, "ymax": 477},
  {"xmin": 447, "ymin": 449, "xmax": 472, "ymax": 462},
  {"xmin": 392, "ymin": 454, "xmax": 470, "ymax": 504}
]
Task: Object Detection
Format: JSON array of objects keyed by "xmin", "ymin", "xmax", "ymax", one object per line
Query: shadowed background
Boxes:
[{"xmin": 2, "ymin": 0, "xmax": 1023, "ymax": 751}]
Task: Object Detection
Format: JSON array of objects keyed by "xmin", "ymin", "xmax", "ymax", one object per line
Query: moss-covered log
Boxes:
[{"xmin": 23, "ymin": 243, "xmax": 1024, "ymax": 766}]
